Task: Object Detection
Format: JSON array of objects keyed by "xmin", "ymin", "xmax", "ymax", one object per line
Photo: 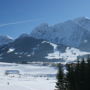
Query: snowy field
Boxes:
[{"xmin": 0, "ymin": 62, "xmax": 57, "ymax": 90}]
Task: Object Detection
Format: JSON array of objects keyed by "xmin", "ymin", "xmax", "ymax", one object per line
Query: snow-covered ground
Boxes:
[
  {"xmin": 0, "ymin": 62, "xmax": 57, "ymax": 90},
  {"xmin": 45, "ymin": 47, "xmax": 90, "ymax": 63}
]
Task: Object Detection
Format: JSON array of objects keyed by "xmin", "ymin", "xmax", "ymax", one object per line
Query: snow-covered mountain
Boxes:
[
  {"xmin": 31, "ymin": 17, "xmax": 90, "ymax": 51},
  {"xmin": 74, "ymin": 17, "xmax": 90, "ymax": 31},
  {"xmin": 0, "ymin": 36, "xmax": 63, "ymax": 63},
  {"xmin": 0, "ymin": 17, "xmax": 90, "ymax": 63},
  {"xmin": 0, "ymin": 35, "xmax": 89, "ymax": 63},
  {"xmin": 0, "ymin": 35, "xmax": 13, "ymax": 46}
]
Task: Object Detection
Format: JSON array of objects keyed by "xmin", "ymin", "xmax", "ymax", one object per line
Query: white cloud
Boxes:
[{"xmin": 0, "ymin": 18, "xmax": 41, "ymax": 27}]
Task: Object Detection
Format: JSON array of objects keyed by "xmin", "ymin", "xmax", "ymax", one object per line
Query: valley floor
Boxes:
[{"xmin": 0, "ymin": 62, "xmax": 57, "ymax": 90}]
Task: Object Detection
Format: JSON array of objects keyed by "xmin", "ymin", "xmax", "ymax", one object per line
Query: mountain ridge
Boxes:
[
  {"xmin": 0, "ymin": 35, "xmax": 13, "ymax": 46},
  {"xmin": 0, "ymin": 17, "xmax": 90, "ymax": 63},
  {"xmin": 30, "ymin": 17, "xmax": 90, "ymax": 51}
]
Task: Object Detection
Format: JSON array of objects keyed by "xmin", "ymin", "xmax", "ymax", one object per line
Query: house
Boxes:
[{"xmin": 5, "ymin": 70, "xmax": 20, "ymax": 77}]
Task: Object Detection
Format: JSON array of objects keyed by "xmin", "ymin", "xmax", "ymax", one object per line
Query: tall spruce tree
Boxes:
[{"xmin": 56, "ymin": 64, "xmax": 65, "ymax": 90}]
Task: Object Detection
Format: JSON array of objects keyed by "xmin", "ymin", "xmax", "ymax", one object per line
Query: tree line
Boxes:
[{"xmin": 56, "ymin": 58, "xmax": 90, "ymax": 90}]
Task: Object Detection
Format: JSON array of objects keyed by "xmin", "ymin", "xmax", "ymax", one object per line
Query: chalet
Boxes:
[{"xmin": 5, "ymin": 70, "xmax": 20, "ymax": 76}]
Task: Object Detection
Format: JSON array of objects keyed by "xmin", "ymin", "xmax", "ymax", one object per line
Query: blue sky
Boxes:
[{"xmin": 0, "ymin": 0, "xmax": 90, "ymax": 38}]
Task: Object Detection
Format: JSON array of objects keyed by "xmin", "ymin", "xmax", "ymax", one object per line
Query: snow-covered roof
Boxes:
[{"xmin": 5, "ymin": 70, "xmax": 20, "ymax": 75}]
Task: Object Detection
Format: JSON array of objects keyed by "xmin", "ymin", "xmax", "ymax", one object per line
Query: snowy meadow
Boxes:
[{"xmin": 0, "ymin": 62, "xmax": 57, "ymax": 90}]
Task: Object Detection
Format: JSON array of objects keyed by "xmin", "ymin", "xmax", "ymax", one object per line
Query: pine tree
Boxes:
[
  {"xmin": 86, "ymin": 58, "xmax": 90, "ymax": 90},
  {"xmin": 56, "ymin": 64, "xmax": 65, "ymax": 90},
  {"xmin": 66, "ymin": 63, "xmax": 76, "ymax": 90}
]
